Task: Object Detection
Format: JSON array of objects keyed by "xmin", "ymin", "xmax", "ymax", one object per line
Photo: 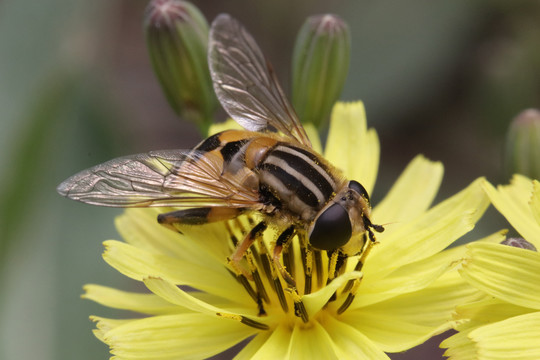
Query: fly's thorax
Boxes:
[
  {"xmin": 192, "ymin": 129, "xmax": 259, "ymax": 176},
  {"xmin": 192, "ymin": 130, "xmax": 269, "ymax": 192},
  {"xmin": 194, "ymin": 130, "xmax": 255, "ymax": 154},
  {"xmin": 307, "ymin": 180, "xmax": 373, "ymax": 251},
  {"xmin": 244, "ymin": 136, "xmax": 280, "ymax": 169}
]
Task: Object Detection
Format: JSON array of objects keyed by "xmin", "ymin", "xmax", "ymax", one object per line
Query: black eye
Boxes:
[
  {"xmin": 349, "ymin": 180, "xmax": 370, "ymax": 203},
  {"xmin": 309, "ymin": 203, "xmax": 352, "ymax": 251}
]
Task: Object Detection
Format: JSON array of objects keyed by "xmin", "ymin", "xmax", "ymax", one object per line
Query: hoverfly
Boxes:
[{"xmin": 57, "ymin": 14, "xmax": 384, "ymax": 287}]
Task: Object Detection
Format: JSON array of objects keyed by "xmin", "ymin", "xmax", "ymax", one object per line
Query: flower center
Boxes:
[{"xmin": 223, "ymin": 216, "xmax": 373, "ymax": 328}]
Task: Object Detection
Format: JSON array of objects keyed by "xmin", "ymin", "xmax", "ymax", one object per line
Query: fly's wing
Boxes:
[
  {"xmin": 209, "ymin": 14, "xmax": 312, "ymax": 148},
  {"xmin": 57, "ymin": 150, "xmax": 260, "ymax": 208}
]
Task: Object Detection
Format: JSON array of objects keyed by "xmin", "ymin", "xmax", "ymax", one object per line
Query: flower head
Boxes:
[
  {"xmin": 291, "ymin": 14, "xmax": 350, "ymax": 130},
  {"xmin": 441, "ymin": 175, "xmax": 540, "ymax": 360},
  {"xmin": 84, "ymin": 102, "xmax": 491, "ymax": 359},
  {"xmin": 144, "ymin": 0, "xmax": 217, "ymax": 132},
  {"xmin": 504, "ymin": 109, "xmax": 540, "ymax": 180}
]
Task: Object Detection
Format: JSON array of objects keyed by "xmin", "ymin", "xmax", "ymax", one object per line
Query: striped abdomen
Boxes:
[{"xmin": 257, "ymin": 143, "xmax": 343, "ymax": 221}]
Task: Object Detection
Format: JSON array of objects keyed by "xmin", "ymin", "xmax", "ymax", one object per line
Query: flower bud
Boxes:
[
  {"xmin": 292, "ymin": 14, "xmax": 350, "ymax": 131},
  {"xmin": 504, "ymin": 109, "xmax": 540, "ymax": 180},
  {"xmin": 501, "ymin": 237, "xmax": 537, "ymax": 251},
  {"xmin": 144, "ymin": 0, "xmax": 217, "ymax": 133}
]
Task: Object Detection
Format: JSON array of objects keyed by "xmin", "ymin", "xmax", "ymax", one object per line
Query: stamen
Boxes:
[
  {"xmin": 335, "ymin": 252, "xmax": 347, "ymax": 277},
  {"xmin": 248, "ymin": 256, "xmax": 270, "ymax": 303},
  {"xmin": 233, "ymin": 217, "xmax": 249, "ymax": 235},
  {"xmin": 251, "ymin": 242, "xmax": 274, "ymax": 304},
  {"xmin": 327, "ymin": 291, "xmax": 337, "ymax": 305},
  {"xmin": 226, "ymin": 269, "xmax": 258, "ymax": 303},
  {"xmin": 256, "ymin": 296, "xmax": 267, "ymax": 317},
  {"xmin": 341, "ymin": 278, "xmax": 355, "ymax": 294},
  {"xmin": 337, "ymin": 293, "xmax": 355, "ymax": 315},
  {"xmin": 239, "ymin": 316, "xmax": 270, "ymax": 330},
  {"xmin": 300, "ymin": 243, "xmax": 307, "ymax": 272},
  {"xmin": 283, "ymin": 239, "xmax": 295, "ymax": 281},
  {"xmin": 314, "ymin": 250, "xmax": 324, "ymax": 289},
  {"xmin": 217, "ymin": 312, "xmax": 269, "ymax": 330},
  {"xmin": 274, "ymin": 277, "xmax": 289, "ymax": 313},
  {"xmin": 246, "ymin": 215, "xmax": 256, "ymax": 226},
  {"xmin": 327, "ymin": 251, "xmax": 339, "ymax": 281},
  {"xmin": 324, "ymin": 251, "xmax": 339, "ymax": 305},
  {"xmin": 225, "ymin": 221, "xmax": 239, "ymax": 246},
  {"xmin": 257, "ymin": 246, "xmax": 274, "ymax": 282},
  {"xmin": 287, "ymin": 288, "xmax": 309, "ymax": 323},
  {"xmin": 303, "ymin": 249, "xmax": 313, "ymax": 294}
]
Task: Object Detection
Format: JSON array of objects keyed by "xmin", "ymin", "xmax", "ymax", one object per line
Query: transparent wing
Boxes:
[
  {"xmin": 57, "ymin": 150, "xmax": 260, "ymax": 208},
  {"xmin": 209, "ymin": 14, "xmax": 312, "ymax": 148}
]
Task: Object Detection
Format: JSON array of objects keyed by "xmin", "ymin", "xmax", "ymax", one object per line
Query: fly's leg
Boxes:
[
  {"xmin": 337, "ymin": 225, "xmax": 378, "ymax": 314},
  {"xmin": 157, "ymin": 207, "xmax": 245, "ymax": 231},
  {"xmin": 271, "ymin": 226, "xmax": 310, "ymax": 323},
  {"xmin": 227, "ymin": 221, "xmax": 267, "ymax": 280},
  {"xmin": 272, "ymin": 225, "xmax": 297, "ymax": 288}
]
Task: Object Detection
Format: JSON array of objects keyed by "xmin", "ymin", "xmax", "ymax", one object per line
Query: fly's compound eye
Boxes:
[
  {"xmin": 309, "ymin": 203, "xmax": 352, "ymax": 251},
  {"xmin": 348, "ymin": 180, "xmax": 370, "ymax": 203}
]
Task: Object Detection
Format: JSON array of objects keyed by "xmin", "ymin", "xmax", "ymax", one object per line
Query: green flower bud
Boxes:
[
  {"xmin": 504, "ymin": 109, "xmax": 540, "ymax": 180},
  {"xmin": 292, "ymin": 14, "xmax": 350, "ymax": 131},
  {"xmin": 144, "ymin": 0, "xmax": 217, "ymax": 133}
]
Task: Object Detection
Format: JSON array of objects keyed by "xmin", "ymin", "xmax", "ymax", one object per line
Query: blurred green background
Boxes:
[{"xmin": 1, "ymin": 0, "xmax": 539, "ymax": 359}]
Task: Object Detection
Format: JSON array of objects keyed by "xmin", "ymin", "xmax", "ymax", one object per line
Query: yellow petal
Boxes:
[
  {"xmin": 325, "ymin": 101, "xmax": 379, "ymax": 194},
  {"xmin": 304, "ymin": 122, "xmax": 322, "ymax": 153},
  {"xmin": 358, "ymin": 230, "xmax": 506, "ymax": 307},
  {"xmin": 372, "ymin": 155, "xmax": 443, "ymax": 224},
  {"xmin": 461, "ymin": 242, "xmax": 540, "ymax": 310},
  {"xmin": 249, "ymin": 324, "xmax": 291, "ymax": 360},
  {"xmin": 369, "ymin": 229, "xmax": 506, "ymax": 295},
  {"xmin": 531, "ymin": 179, "xmax": 540, "ymax": 225},
  {"xmin": 345, "ymin": 272, "xmax": 480, "ymax": 352},
  {"xmin": 453, "ymin": 297, "xmax": 533, "ymax": 324},
  {"xmin": 441, "ymin": 327, "xmax": 477, "ymax": 360},
  {"xmin": 507, "ymin": 173, "xmax": 535, "ymax": 193},
  {"xmin": 469, "ymin": 311, "xmax": 540, "ymax": 360},
  {"xmin": 302, "ymin": 271, "xmax": 363, "ymax": 318},
  {"xmin": 208, "ymin": 118, "xmax": 242, "ymax": 135},
  {"xmin": 434, "ymin": 229, "xmax": 509, "ymax": 261},
  {"xmin": 342, "ymin": 309, "xmax": 436, "ymax": 353},
  {"xmin": 354, "ymin": 252, "xmax": 457, "ymax": 307},
  {"xmin": 323, "ymin": 315, "xmax": 390, "ymax": 360},
  {"xmin": 117, "ymin": 208, "xmax": 233, "ymax": 264},
  {"xmin": 143, "ymin": 276, "xmax": 270, "ymax": 328},
  {"xmin": 115, "ymin": 208, "xmax": 184, "ymax": 258},
  {"xmin": 143, "ymin": 276, "xmax": 234, "ymax": 314},
  {"xmin": 483, "ymin": 177, "xmax": 540, "ymax": 248},
  {"xmin": 366, "ymin": 178, "xmax": 489, "ymax": 280},
  {"xmin": 90, "ymin": 316, "xmax": 131, "ymax": 342},
  {"xmin": 364, "ymin": 271, "xmax": 478, "ymax": 327},
  {"xmin": 102, "ymin": 240, "xmax": 247, "ymax": 304},
  {"xmin": 103, "ymin": 313, "xmax": 256, "ymax": 360},
  {"xmin": 233, "ymin": 332, "xmax": 272, "ymax": 360},
  {"xmin": 83, "ymin": 284, "xmax": 181, "ymax": 315},
  {"xmin": 287, "ymin": 321, "xmax": 342, "ymax": 360}
]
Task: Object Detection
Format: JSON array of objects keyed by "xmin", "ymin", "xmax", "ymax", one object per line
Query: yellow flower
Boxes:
[
  {"xmin": 84, "ymin": 102, "xmax": 491, "ymax": 359},
  {"xmin": 441, "ymin": 175, "xmax": 540, "ymax": 360}
]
